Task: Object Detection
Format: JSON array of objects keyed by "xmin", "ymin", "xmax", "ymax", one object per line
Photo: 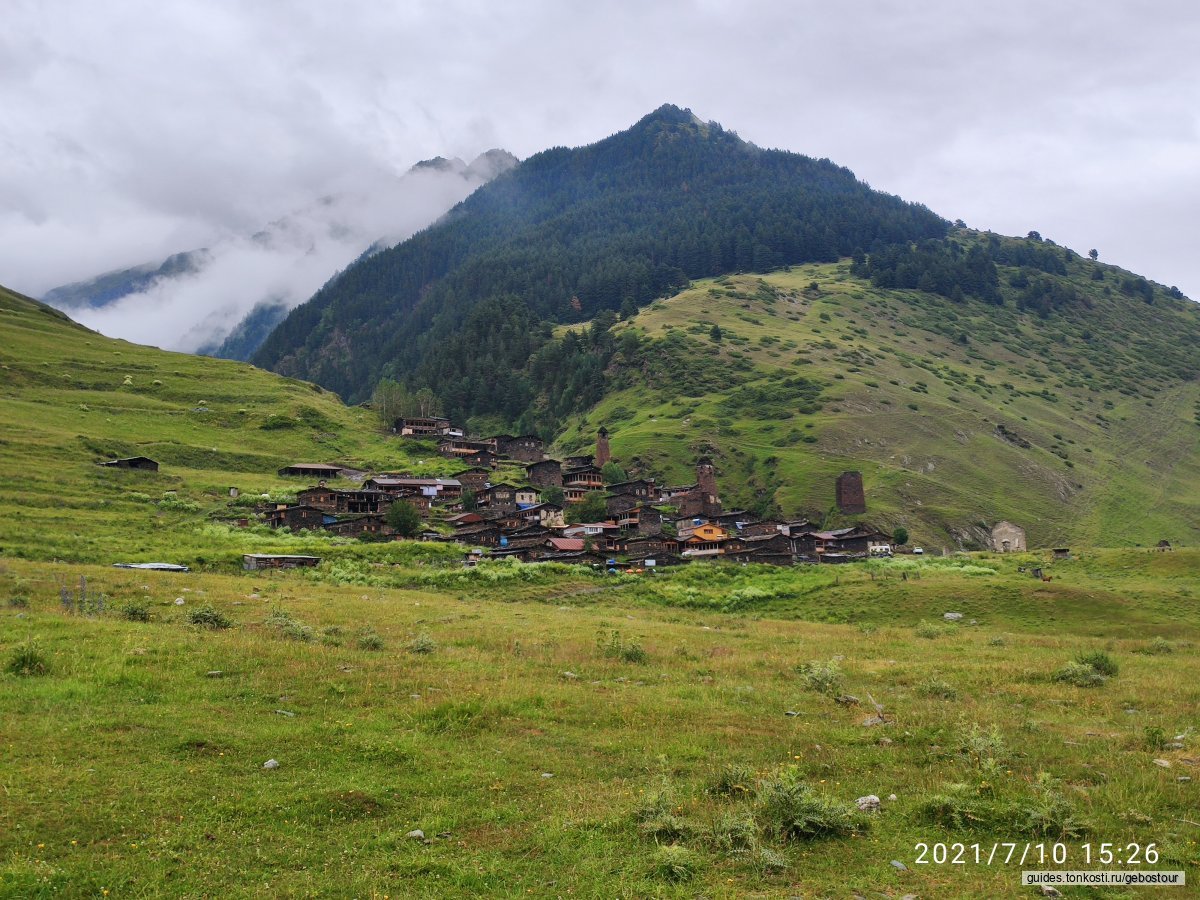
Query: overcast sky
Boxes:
[{"xmin": 4, "ymin": 0, "xmax": 1199, "ymax": 303}]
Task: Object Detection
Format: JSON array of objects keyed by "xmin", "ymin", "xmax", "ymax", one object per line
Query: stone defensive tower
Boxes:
[
  {"xmin": 835, "ymin": 471, "xmax": 866, "ymax": 514},
  {"xmin": 596, "ymin": 426, "xmax": 611, "ymax": 468},
  {"xmin": 697, "ymin": 456, "xmax": 721, "ymax": 516}
]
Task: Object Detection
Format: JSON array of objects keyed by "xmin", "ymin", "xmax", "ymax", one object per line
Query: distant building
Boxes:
[
  {"xmin": 98, "ymin": 456, "xmax": 160, "ymax": 471},
  {"xmin": 525, "ymin": 459, "xmax": 563, "ymax": 488},
  {"xmin": 243, "ymin": 554, "xmax": 321, "ymax": 570},
  {"xmin": 990, "ymin": 521, "xmax": 1027, "ymax": 553},
  {"xmin": 278, "ymin": 463, "xmax": 343, "ymax": 479},
  {"xmin": 394, "ymin": 416, "xmax": 454, "ymax": 437},
  {"xmin": 492, "ymin": 434, "xmax": 545, "ymax": 463},
  {"xmin": 266, "ymin": 504, "xmax": 332, "ymax": 530},
  {"xmin": 596, "ymin": 426, "xmax": 611, "ymax": 468},
  {"xmin": 835, "ymin": 471, "xmax": 866, "ymax": 514}
]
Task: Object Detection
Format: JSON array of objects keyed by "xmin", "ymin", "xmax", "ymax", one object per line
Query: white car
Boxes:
[{"xmin": 912, "ymin": 547, "xmax": 924, "ymax": 555}]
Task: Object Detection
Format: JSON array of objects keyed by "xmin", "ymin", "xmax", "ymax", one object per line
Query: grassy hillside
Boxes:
[
  {"xmin": 2, "ymin": 283, "xmax": 1199, "ymax": 897},
  {"xmin": 3, "ymin": 551, "xmax": 1199, "ymax": 897},
  {"xmin": 0, "ymin": 285, "xmax": 455, "ymax": 563},
  {"xmin": 555, "ymin": 238, "xmax": 1200, "ymax": 549}
]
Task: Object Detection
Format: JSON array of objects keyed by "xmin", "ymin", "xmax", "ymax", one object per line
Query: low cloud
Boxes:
[{"xmin": 66, "ymin": 161, "xmax": 504, "ymax": 352}]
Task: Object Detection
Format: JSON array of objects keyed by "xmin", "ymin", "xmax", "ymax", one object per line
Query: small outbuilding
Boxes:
[
  {"xmin": 243, "ymin": 554, "xmax": 322, "ymax": 571},
  {"xmin": 99, "ymin": 456, "xmax": 159, "ymax": 471},
  {"xmin": 989, "ymin": 521, "xmax": 1027, "ymax": 553},
  {"xmin": 278, "ymin": 463, "xmax": 344, "ymax": 479}
]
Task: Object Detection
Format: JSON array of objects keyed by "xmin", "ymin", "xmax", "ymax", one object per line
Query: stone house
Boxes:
[{"xmin": 990, "ymin": 521, "xmax": 1027, "ymax": 552}]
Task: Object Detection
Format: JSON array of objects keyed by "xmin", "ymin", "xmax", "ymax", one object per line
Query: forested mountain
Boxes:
[{"xmin": 253, "ymin": 104, "xmax": 948, "ymax": 405}]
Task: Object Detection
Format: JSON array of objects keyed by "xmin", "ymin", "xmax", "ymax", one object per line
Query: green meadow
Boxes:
[
  {"xmin": 1, "ymin": 285, "xmax": 1198, "ymax": 896},
  {"xmin": 2, "ymin": 551, "xmax": 1199, "ymax": 898}
]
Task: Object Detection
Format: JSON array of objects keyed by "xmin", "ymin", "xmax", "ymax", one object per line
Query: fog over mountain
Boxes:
[{"xmin": 41, "ymin": 151, "xmax": 515, "ymax": 354}]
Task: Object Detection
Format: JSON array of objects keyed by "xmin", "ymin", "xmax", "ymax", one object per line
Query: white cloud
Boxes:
[
  {"xmin": 2, "ymin": 0, "xmax": 1198, "ymax": 307},
  {"xmin": 68, "ymin": 162, "xmax": 501, "ymax": 352}
]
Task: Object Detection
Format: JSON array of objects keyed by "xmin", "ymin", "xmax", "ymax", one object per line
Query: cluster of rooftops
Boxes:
[{"xmin": 264, "ymin": 421, "xmax": 897, "ymax": 567}]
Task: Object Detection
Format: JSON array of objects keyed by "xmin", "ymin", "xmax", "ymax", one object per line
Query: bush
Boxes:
[
  {"xmin": 7, "ymin": 594, "xmax": 29, "ymax": 608},
  {"xmin": 1015, "ymin": 773, "xmax": 1087, "ymax": 839},
  {"xmin": 915, "ymin": 620, "xmax": 948, "ymax": 639},
  {"xmin": 1075, "ymin": 650, "xmax": 1118, "ymax": 677},
  {"xmin": 916, "ymin": 783, "xmax": 993, "ymax": 830},
  {"xmin": 795, "ymin": 659, "xmax": 844, "ymax": 696},
  {"xmin": 958, "ymin": 721, "xmax": 1008, "ymax": 766},
  {"xmin": 1135, "ymin": 637, "xmax": 1173, "ymax": 655},
  {"xmin": 649, "ymin": 845, "xmax": 698, "ymax": 882},
  {"xmin": 755, "ymin": 768, "xmax": 865, "ymax": 841},
  {"xmin": 1052, "ymin": 661, "xmax": 1106, "ymax": 687},
  {"xmin": 916, "ymin": 678, "xmax": 958, "ymax": 700},
  {"xmin": 407, "ymin": 632, "xmax": 437, "ymax": 654},
  {"xmin": 357, "ymin": 630, "xmax": 385, "ymax": 651},
  {"xmin": 265, "ymin": 609, "xmax": 313, "ymax": 642},
  {"xmin": 598, "ymin": 630, "xmax": 647, "ymax": 664},
  {"xmin": 706, "ymin": 811, "xmax": 758, "ymax": 853},
  {"xmin": 635, "ymin": 779, "xmax": 694, "ymax": 843},
  {"xmin": 120, "ymin": 601, "xmax": 151, "ymax": 622},
  {"xmin": 6, "ymin": 642, "xmax": 49, "ymax": 676},
  {"xmin": 754, "ymin": 847, "xmax": 788, "ymax": 874},
  {"xmin": 707, "ymin": 763, "xmax": 756, "ymax": 798},
  {"xmin": 186, "ymin": 604, "xmax": 232, "ymax": 630},
  {"xmin": 1144, "ymin": 725, "xmax": 1167, "ymax": 750}
]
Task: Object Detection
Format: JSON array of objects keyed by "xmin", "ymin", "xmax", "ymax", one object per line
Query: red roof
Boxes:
[{"xmin": 547, "ymin": 537, "xmax": 585, "ymax": 551}]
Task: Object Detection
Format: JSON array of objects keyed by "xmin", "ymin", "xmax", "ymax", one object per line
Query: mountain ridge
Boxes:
[{"xmin": 254, "ymin": 104, "xmax": 948, "ymax": 403}]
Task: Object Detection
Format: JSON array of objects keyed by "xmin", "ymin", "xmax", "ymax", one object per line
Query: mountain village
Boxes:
[{"xmin": 240, "ymin": 416, "xmax": 1034, "ymax": 570}]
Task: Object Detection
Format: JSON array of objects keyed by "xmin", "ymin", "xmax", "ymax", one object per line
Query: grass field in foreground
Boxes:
[{"xmin": 2, "ymin": 550, "xmax": 1198, "ymax": 898}]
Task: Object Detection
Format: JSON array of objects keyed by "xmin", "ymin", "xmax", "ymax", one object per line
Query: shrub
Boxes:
[
  {"xmin": 407, "ymin": 632, "xmax": 437, "ymax": 654},
  {"xmin": 707, "ymin": 763, "xmax": 756, "ymax": 798},
  {"xmin": 357, "ymin": 630, "xmax": 384, "ymax": 651},
  {"xmin": 1075, "ymin": 650, "xmax": 1118, "ymax": 677},
  {"xmin": 1053, "ymin": 661, "xmax": 1106, "ymax": 687},
  {"xmin": 958, "ymin": 721, "xmax": 1008, "ymax": 766},
  {"xmin": 635, "ymin": 779, "xmax": 694, "ymax": 843},
  {"xmin": 988, "ymin": 635, "xmax": 1006, "ymax": 647},
  {"xmin": 1016, "ymin": 773, "xmax": 1087, "ymax": 839},
  {"xmin": 649, "ymin": 845, "xmax": 698, "ymax": 882},
  {"xmin": 916, "ymin": 783, "xmax": 993, "ymax": 830},
  {"xmin": 1144, "ymin": 725, "xmax": 1167, "ymax": 750},
  {"xmin": 915, "ymin": 620, "xmax": 948, "ymax": 639},
  {"xmin": 6, "ymin": 642, "xmax": 49, "ymax": 676},
  {"xmin": 755, "ymin": 768, "xmax": 864, "ymax": 841},
  {"xmin": 265, "ymin": 609, "xmax": 313, "ymax": 642},
  {"xmin": 1135, "ymin": 637, "xmax": 1173, "ymax": 656},
  {"xmin": 795, "ymin": 659, "xmax": 844, "ymax": 696},
  {"xmin": 597, "ymin": 630, "xmax": 647, "ymax": 664},
  {"xmin": 7, "ymin": 594, "xmax": 29, "ymax": 608},
  {"xmin": 187, "ymin": 604, "xmax": 232, "ymax": 630},
  {"xmin": 916, "ymin": 678, "xmax": 958, "ymax": 700},
  {"xmin": 706, "ymin": 811, "xmax": 758, "ymax": 853},
  {"xmin": 754, "ymin": 847, "xmax": 788, "ymax": 874},
  {"xmin": 120, "ymin": 601, "xmax": 151, "ymax": 622}
]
